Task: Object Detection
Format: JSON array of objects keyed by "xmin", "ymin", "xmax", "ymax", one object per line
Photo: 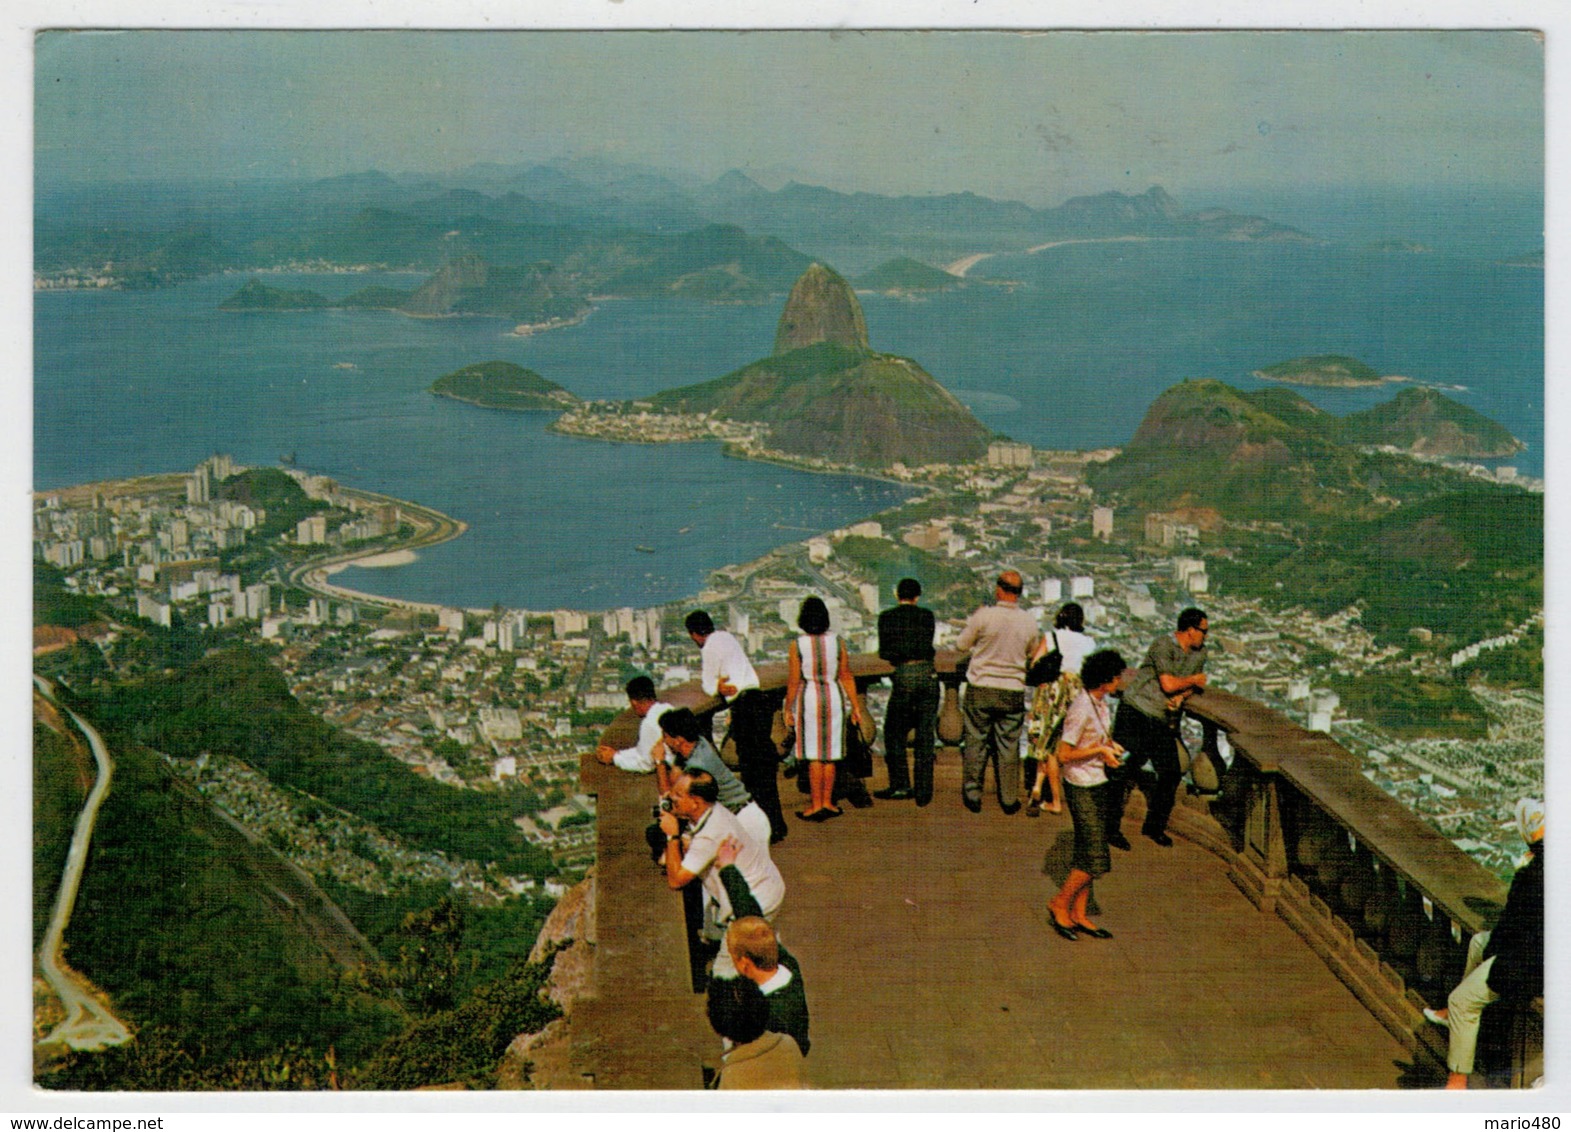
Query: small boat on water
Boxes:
[
  {"xmin": 635, "ymin": 544, "xmax": 656, "ymax": 553},
  {"xmin": 678, "ymin": 526, "xmax": 692, "ymax": 535}
]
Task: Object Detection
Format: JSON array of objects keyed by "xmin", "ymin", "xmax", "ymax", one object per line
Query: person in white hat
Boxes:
[{"xmin": 1423, "ymin": 797, "xmax": 1544, "ymax": 1088}]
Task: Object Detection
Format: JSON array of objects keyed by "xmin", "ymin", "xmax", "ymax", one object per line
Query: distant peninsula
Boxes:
[
  {"xmin": 853, "ymin": 257, "xmax": 963, "ymax": 295},
  {"xmin": 1253, "ymin": 355, "xmax": 1406, "ymax": 389},
  {"xmin": 429, "ymin": 361, "xmax": 580, "ymax": 412}
]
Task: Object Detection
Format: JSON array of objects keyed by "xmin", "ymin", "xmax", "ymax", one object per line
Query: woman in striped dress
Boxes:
[{"xmin": 786, "ymin": 596, "xmax": 863, "ymax": 821}]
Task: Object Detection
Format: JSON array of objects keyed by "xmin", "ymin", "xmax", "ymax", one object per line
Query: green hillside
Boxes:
[
  {"xmin": 216, "ymin": 467, "xmax": 327, "ymax": 540},
  {"xmin": 429, "ymin": 361, "xmax": 578, "ymax": 411},
  {"xmin": 1339, "ymin": 385, "xmax": 1524, "ymax": 457},
  {"xmin": 42, "ymin": 736, "xmax": 403, "ymax": 1073},
  {"xmin": 33, "ymin": 720, "xmax": 88, "ymax": 949},
  {"xmin": 650, "ymin": 341, "xmax": 992, "ymax": 467},
  {"xmin": 87, "ymin": 647, "xmax": 554, "ymax": 878},
  {"xmin": 1095, "ymin": 379, "xmax": 1541, "ymax": 643},
  {"xmin": 1093, "ymin": 379, "xmax": 1365, "ymax": 520},
  {"xmin": 37, "ymin": 642, "xmax": 566, "ymax": 1090},
  {"xmin": 853, "ymin": 257, "xmax": 962, "ymax": 292}
]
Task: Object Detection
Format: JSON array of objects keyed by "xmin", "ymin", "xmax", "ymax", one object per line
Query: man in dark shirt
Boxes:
[
  {"xmin": 716, "ymin": 835, "xmax": 811, "ymax": 1056},
  {"xmin": 1111, "ymin": 606, "xmax": 1210, "ymax": 847},
  {"xmin": 876, "ymin": 577, "xmax": 939, "ymax": 805}
]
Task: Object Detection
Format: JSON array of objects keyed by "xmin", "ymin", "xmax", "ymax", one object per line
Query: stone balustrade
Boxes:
[{"xmin": 595, "ymin": 659, "xmax": 1539, "ymax": 1087}]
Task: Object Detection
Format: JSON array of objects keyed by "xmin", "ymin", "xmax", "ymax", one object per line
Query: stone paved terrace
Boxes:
[
  {"xmin": 769, "ymin": 758, "xmax": 1415, "ymax": 1090},
  {"xmin": 568, "ymin": 751, "xmax": 1435, "ymax": 1091}
]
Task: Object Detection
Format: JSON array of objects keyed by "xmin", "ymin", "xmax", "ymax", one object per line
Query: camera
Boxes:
[{"xmin": 652, "ymin": 796, "xmax": 674, "ymax": 819}]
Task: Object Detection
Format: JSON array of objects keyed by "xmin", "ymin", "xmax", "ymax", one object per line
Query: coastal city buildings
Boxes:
[{"xmin": 34, "ymin": 445, "xmax": 1544, "ymax": 887}]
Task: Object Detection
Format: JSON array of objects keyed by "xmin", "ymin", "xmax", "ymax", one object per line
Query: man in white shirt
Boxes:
[
  {"xmin": 658, "ymin": 770, "xmax": 785, "ymax": 978},
  {"xmin": 595, "ymin": 675, "xmax": 672, "ymax": 773},
  {"xmin": 686, "ymin": 609, "xmax": 788, "ymax": 843}
]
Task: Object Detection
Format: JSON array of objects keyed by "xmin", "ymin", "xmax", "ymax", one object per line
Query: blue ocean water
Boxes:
[
  {"xmin": 32, "ymin": 275, "xmax": 911, "ymax": 610},
  {"xmin": 34, "ymin": 236, "xmax": 1542, "ymax": 609},
  {"xmin": 937, "ymin": 239, "xmax": 1542, "ymax": 471}
]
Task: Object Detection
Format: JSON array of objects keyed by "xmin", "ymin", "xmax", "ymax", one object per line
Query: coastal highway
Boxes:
[
  {"xmin": 33, "ymin": 677, "xmax": 131, "ymax": 1052},
  {"xmin": 287, "ymin": 486, "xmax": 470, "ymax": 614}
]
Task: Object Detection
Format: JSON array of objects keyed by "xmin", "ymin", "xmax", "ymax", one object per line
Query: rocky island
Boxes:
[
  {"xmin": 429, "ymin": 361, "xmax": 580, "ymax": 412},
  {"xmin": 1252, "ymin": 354, "xmax": 1403, "ymax": 388}
]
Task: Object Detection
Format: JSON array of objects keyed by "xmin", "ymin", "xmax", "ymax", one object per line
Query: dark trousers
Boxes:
[
  {"xmin": 961, "ymin": 684, "xmax": 1025, "ymax": 808},
  {"xmin": 884, "ymin": 661, "xmax": 939, "ymax": 802},
  {"xmin": 1111, "ymin": 705, "xmax": 1183, "ymax": 835},
  {"xmin": 729, "ymin": 690, "xmax": 787, "ymax": 840}
]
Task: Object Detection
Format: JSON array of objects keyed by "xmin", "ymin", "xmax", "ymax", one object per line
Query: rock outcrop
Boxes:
[
  {"xmin": 497, "ymin": 871, "xmax": 596, "ymax": 1090},
  {"xmin": 773, "ymin": 263, "xmax": 870, "ymax": 354},
  {"xmin": 650, "ymin": 264, "xmax": 993, "ymax": 468}
]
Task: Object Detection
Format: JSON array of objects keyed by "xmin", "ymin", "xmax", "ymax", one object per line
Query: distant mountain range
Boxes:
[
  {"xmin": 217, "ymin": 225, "xmax": 812, "ymax": 325},
  {"xmin": 38, "ymin": 159, "xmax": 1319, "ymax": 290}
]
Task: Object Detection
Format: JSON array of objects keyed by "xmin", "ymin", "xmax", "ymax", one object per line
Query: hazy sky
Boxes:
[{"xmin": 36, "ymin": 29, "xmax": 1543, "ymax": 205}]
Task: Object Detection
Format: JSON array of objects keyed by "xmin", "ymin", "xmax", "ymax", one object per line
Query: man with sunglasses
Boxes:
[{"xmin": 1110, "ymin": 606, "xmax": 1210, "ymax": 847}]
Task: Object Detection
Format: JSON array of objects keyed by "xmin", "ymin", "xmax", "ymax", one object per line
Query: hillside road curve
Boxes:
[{"xmin": 34, "ymin": 676, "xmax": 130, "ymax": 1051}]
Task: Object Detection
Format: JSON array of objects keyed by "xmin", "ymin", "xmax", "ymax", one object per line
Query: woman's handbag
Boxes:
[
  {"xmin": 1025, "ymin": 630, "xmax": 1063, "ymax": 687},
  {"xmin": 843, "ymin": 697, "xmax": 876, "ymax": 779}
]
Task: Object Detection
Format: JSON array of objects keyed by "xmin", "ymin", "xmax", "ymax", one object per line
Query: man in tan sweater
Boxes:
[{"xmin": 955, "ymin": 570, "xmax": 1043, "ymax": 814}]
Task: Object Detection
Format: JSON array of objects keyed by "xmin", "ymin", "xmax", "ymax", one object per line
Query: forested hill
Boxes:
[
  {"xmin": 1090, "ymin": 379, "xmax": 1540, "ymax": 643},
  {"xmin": 37, "ymin": 645, "xmax": 565, "ymax": 1089},
  {"xmin": 88, "ymin": 647, "xmax": 552, "ymax": 877}
]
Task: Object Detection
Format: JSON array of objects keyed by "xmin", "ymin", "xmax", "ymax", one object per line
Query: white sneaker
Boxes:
[{"xmin": 1423, "ymin": 1008, "xmax": 1450, "ymax": 1029}]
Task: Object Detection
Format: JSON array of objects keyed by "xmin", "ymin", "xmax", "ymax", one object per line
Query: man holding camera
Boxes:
[{"xmin": 658, "ymin": 770, "xmax": 785, "ymax": 978}]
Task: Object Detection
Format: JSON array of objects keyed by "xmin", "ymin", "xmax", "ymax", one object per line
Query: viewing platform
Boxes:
[{"xmin": 540, "ymin": 656, "xmax": 1538, "ymax": 1091}]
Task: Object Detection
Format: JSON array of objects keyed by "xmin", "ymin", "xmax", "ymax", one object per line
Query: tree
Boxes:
[{"xmin": 391, "ymin": 896, "xmax": 468, "ymax": 1016}]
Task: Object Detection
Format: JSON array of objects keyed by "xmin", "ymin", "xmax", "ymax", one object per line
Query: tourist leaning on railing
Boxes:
[
  {"xmin": 653, "ymin": 707, "xmax": 769, "ymax": 848},
  {"xmin": 1424, "ymin": 798, "xmax": 1544, "ymax": 1089},
  {"xmin": 687, "ymin": 609, "xmax": 789, "ymax": 843},
  {"xmin": 595, "ymin": 674, "xmax": 672, "ymax": 773},
  {"xmin": 1110, "ymin": 606, "xmax": 1210, "ymax": 847},
  {"xmin": 656, "ymin": 770, "xmax": 785, "ymax": 980}
]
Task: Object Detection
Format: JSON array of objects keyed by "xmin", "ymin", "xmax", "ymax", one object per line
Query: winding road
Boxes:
[
  {"xmin": 286, "ymin": 485, "xmax": 470, "ymax": 614},
  {"xmin": 34, "ymin": 676, "xmax": 130, "ymax": 1051}
]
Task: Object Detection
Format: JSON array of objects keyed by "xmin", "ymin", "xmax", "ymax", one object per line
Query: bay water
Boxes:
[{"xmin": 34, "ymin": 237, "xmax": 1542, "ymax": 610}]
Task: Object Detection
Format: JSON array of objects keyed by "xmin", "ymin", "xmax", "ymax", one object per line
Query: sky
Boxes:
[{"xmin": 33, "ymin": 28, "xmax": 1543, "ymax": 205}]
